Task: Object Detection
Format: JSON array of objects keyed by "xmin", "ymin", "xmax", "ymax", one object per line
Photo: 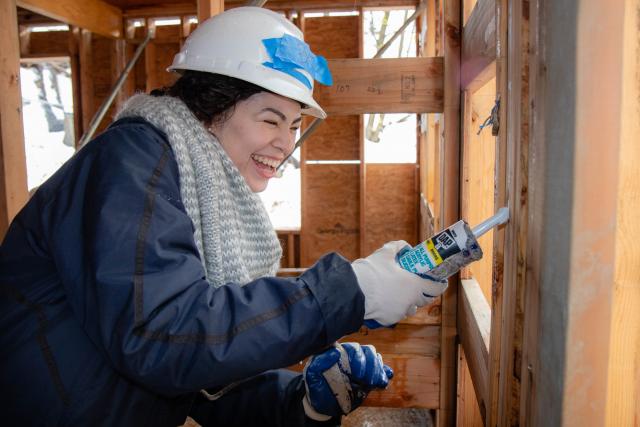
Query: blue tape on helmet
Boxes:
[{"xmin": 262, "ymin": 34, "xmax": 333, "ymax": 89}]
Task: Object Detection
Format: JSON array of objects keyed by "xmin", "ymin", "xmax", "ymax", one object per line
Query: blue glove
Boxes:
[{"xmin": 302, "ymin": 343, "xmax": 393, "ymax": 421}]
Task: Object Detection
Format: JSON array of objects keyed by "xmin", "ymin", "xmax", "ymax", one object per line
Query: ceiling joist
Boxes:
[{"xmin": 17, "ymin": 0, "xmax": 123, "ymax": 38}]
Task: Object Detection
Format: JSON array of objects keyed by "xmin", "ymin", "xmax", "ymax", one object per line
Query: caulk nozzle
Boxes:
[{"xmin": 471, "ymin": 207, "xmax": 510, "ymax": 238}]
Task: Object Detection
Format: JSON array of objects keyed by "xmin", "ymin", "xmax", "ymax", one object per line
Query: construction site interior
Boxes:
[{"xmin": 1, "ymin": 0, "xmax": 638, "ymax": 426}]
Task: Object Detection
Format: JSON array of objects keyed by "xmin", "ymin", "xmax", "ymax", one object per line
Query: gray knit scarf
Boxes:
[{"xmin": 117, "ymin": 94, "xmax": 281, "ymax": 287}]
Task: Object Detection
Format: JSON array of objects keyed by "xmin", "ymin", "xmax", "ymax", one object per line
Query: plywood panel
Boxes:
[
  {"xmin": 301, "ymin": 164, "xmax": 360, "ymax": 265},
  {"xmin": 304, "ymin": 16, "xmax": 359, "ymax": 59},
  {"xmin": 315, "ymin": 57, "xmax": 444, "ymax": 115},
  {"xmin": 363, "ymin": 163, "xmax": 418, "ymax": 255},
  {"xmin": 25, "ymin": 30, "xmax": 69, "ymax": 56},
  {"xmin": 151, "ymin": 41, "xmax": 179, "ymax": 89},
  {"xmin": 305, "ymin": 115, "xmax": 360, "ymax": 161}
]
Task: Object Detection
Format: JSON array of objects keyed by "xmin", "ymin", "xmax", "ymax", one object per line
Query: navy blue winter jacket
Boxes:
[{"xmin": 0, "ymin": 117, "xmax": 365, "ymax": 426}]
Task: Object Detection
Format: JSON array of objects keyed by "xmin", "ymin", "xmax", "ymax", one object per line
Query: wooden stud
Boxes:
[
  {"xmin": 68, "ymin": 26, "xmax": 83, "ymax": 148},
  {"xmin": 0, "ymin": 0, "xmax": 29, "ymax": 236},
  {"xmin": 487, "ymin": 0, "xmax": 507, "ymax": 424},
  {"xmin": 78, "ymin": 29, "xmax": 94, "ymax": 134},
  {"xmin": 197, "ymin": 0, "xmax": 224, "ymax": 24},
  {"xmin": 519, "ymin": 0, "xmax": 542, "ymax": 422},
  {"xmin": 458, "ymin": 278, "xmax": 490, "ymax": 420},
  {"xmin": 437, "ymin": 0, "xmax": 460, "ymax": 425},
  {"xmin": 456, "ymin": 345, "xmax": 484, "ymax": 426},
  {"xmin": 358, "ymin": 8, "xmax": 366, "ymax": 259},
  {"xmin": 17, "ymin": 0, "xmax": 122, "ymax": 39},
  {"xmin": 494, "ymin": 0, "xmax": 529, "ymax": 424},
  {"xmin": 18, "ymin": 25, "xmax": 31, "ymax": 56},
  {"xmin": 604, "ymin": 1, "xmax": 640, "ymax": 424},
  {"xmin": 144, "ymin": 19, "xmax": 157, "ymax": 94},
  {"xmin": 522, "ymin": 1, "xmax": 633, "ymax": 425},
  {"xmin": 315, "ymin": 57, "xmax": 444, "ymax": 115}
]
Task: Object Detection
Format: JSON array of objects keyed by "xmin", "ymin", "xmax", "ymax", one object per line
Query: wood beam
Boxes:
[
  {"xmin": 225, "ymin": 0, "xmax": 419, "ymax": 10},
  {"xmin": 437, "ymin": 0, "xmax": 460, "ymax": 425},
  {"xmin": 487, "ymin": 0, "xmax": 507, "ymax": 424},
  {"xmin": 68, "ymin": 27, "xmax": 83, "ymax": 148},
  {"xmin": 123, "ymin": 0, "xmax": 420, "ymax": 17},
  {"xmin": 605, "ymin": 1, "xmax": 640, "ymax": 424},
  {"xmin": 461, "ymin": 0, "xmax": 496, "ymax": 90},
  {"xmin": 524, "ymin": 0, "xmax": 634, "ymax": 425},
  {"xmin": 197, "ymin": 0, "xmax": 224, "ymax": 24},
  {"xmin": 78, "ymin": 29, "xmax": 94, "ymax": 135},
  {"xmin": 0, "ymin": 0, "xmax": 29, "ymax": 237},
  {"xmin": 458, "ymin": 279, "xmax": 490, "ymax": 420},
  {"xmin": 494, "ymin": 0, "xmax": 529, "ymax": 424},
  {"xmin": 16, "ymin": 0, "xmax": 122, "ymax": 39},
  {"xmin": 315, "ymin": 57, "xmax": 444, "ymax": 115}
]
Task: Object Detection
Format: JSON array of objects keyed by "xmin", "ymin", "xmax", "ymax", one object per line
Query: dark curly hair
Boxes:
[{"xmin": 150, "ymin": 71, "xmax": 267, "ymax": 126}]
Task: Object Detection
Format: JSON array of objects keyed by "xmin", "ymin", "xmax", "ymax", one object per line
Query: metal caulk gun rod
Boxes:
[{"xmin": 471, "ymin": 207, "xmax": 510, "ymax": 238}]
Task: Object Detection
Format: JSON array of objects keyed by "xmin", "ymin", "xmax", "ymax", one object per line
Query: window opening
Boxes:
[
  {"xmin": 20, "ymin": 59, "xmax": 75, "ymax": 191},
  {"xmin": 363, "ymin": 7, "xmax": 417, "ymax": 164}
]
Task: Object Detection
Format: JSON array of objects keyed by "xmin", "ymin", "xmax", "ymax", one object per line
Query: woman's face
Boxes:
[{"xmin": 210, "ymin": 92, "xmax": 302, "ymax": 193}]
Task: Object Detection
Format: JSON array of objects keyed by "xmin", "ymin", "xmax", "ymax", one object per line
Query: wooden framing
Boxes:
[
  {"xmin": 0, "ymin": 0, "xmax": 29, "ymax": 237},
  {"xmin": 315, "ymin": 57, "xmax": 444, "ymax": 115},
  {"xmin": 437, "ymin": 0, "xmax": 460, "ymax": 425},
  {"xmin": 17, "ymin": 0, "xmax": 122, "ymax": 39},
  {"xmin": 605, "ymin": 1, "xmax": 640, "ymax": 423},
  {"xmin": 458, "ymin": 279, "xmax": 490, "ymax": 418},
  {"xmin": 485, "ymin": 0, "xmax": 507, "ymax": 424},
  {"xmin": 520, "ymin": 0, "xmax": 640, "ymax": 425},
  {"xmin": 460, "ymin": 0, "xmax": 495, "ymax": 90},
  {"xmin": 197, "ymin": 0, "xmax": 224, "ymax": 23}
]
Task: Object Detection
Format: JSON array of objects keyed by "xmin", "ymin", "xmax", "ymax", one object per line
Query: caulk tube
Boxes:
[{"xmin": 397, "ymin": 207, "xmax": 509, "ymax": 281}]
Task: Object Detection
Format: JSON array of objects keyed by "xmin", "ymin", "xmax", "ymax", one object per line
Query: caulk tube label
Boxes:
[{"xmin": 397, "ymin": 220, "xmax": 468, "ymax": 275}]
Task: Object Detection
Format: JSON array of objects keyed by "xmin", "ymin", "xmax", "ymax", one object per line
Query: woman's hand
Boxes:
[
  {"xmin": 351, "ymin": 240, "xmax": 448, "ymax": 328},
  {"xmin": 302, "ymin": 343, "xmax": 393, "ymax": 421}
]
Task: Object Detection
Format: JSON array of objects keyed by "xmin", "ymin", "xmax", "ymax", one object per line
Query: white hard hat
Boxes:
[{"xmin": 169, "ymin": 7, "xmax": 332, "ymax": 119}]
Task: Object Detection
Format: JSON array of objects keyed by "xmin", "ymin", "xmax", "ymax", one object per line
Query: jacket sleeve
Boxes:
[
  {"xmin": 189, "ymin": 369, "xmax": 340, "ymax": 427},
  {"xmin": 46, "ymin": 121, "xmax": 365, "ymax": 396}
]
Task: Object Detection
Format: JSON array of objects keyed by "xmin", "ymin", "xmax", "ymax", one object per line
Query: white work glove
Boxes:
[{"xmin": 351, "ymin": 240, "xmax": 448, "ymax": 328}]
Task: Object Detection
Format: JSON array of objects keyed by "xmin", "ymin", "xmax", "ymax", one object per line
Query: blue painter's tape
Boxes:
[{"xmin": 262, "ymin": 34, "xmax": 333, "ymax": 88}]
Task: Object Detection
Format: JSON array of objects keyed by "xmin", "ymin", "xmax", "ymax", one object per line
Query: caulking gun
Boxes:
[{"xmin": 397, "ymin": 207, "xmax": 510, "ymax": 280}]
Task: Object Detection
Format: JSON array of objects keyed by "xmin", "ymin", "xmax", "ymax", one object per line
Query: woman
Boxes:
[{"xmin": 0, "ymin": 7, "xmax": 446, "ymax": 426}]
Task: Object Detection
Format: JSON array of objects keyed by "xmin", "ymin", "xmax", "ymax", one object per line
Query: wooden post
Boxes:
[
  {"xmin": 495, "ymin": 0, "xmax": 529, "ymax": 424},
  {"xmin": 144, "ymin": 18, "xmax": 157, "ymax": 93},
  {"xmin": 0, "ymin": 0, "xmax": 29, "ymax": 236},
  {"xmin": 197, "ymin": 0, "xmax": 224, "ymax": 24},
  {"xmin": 437, "ymin": 0, "xmax": 460, "ymax": 425},
  {"xmin": 604, "ymin": 1, "xmax": 640, "ymax": 424},
  {"xmin": 523, "ymin": 0, "xmax": 637, "ymax": 425},
  {"xmin": 487, "ymin": 0, "xmax": 507, "ymax": 425},
  {"xmin": 68, "ymin": 26, "xmax": 84, "ymax": 148},
  {"xmin": 79, "ymin": 29, "xmax": 94, "ymax": 134}
]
